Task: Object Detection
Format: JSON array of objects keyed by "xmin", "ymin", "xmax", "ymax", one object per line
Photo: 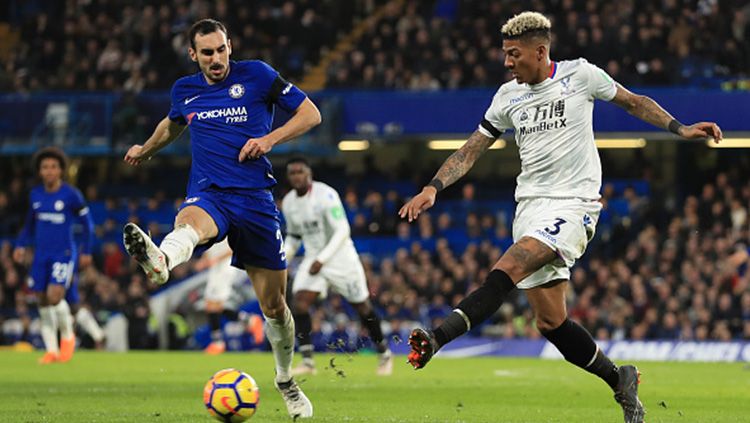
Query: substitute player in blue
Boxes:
[
  {"xmin": 13, "ymin": 147, "xmax": 94, "ymax": 364},
  {"xmin": 122, "ymin": 19, "xmax": 320, "ymax": 419}
]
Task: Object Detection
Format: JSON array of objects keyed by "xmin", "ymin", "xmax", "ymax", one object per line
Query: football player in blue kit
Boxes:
[
  {"xmin": 13, "ymin": 147, "xmax": 95, "ymax": 364},
  {"xmin": 122, "ymin": 19, "xmax": 320, "ymax": 419}
]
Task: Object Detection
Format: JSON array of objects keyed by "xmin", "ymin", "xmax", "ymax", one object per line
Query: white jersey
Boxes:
[
  {"xmin": 281, "ymin": 181, "xmax": 358, "ymax": 263},
  {"xmin": 478, "ymin": 58, "xmax": 617, "ymax": 201}
]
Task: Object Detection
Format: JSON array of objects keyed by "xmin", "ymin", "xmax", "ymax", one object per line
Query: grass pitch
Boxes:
[{"xmin": 0, "ymin": 350, "xmax": 747, "ymax": 422}]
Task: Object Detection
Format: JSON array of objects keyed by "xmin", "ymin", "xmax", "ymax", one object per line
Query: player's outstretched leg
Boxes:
[
  {"xmin": 123, "ymin": 223, "xmax": 169, "ymax": 285},
  {"xmin": 408, "ymin": 269, "xmax": 516, "ymax": 369},
  {"xmin": 540, "ymin": 318, "xmax": 644, "ymax": 422},
  {"xmin": 614, "ymin": 365, "xmax": 645, "ymax": 423},
  {"xmin": 266, "ymin": 308, "xmax": 313, "ymax": 418}
]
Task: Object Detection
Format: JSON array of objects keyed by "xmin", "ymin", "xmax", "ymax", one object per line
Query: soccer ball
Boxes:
[{"xmin": 203, "ymin": 368, "xmax": 260, "ymax": 422}]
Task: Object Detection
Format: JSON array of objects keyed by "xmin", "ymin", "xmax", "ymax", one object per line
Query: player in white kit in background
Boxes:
[
  {"xmin": 400, "ymin": 12, "xmax": 722, "ymax": 423},
  {"xmin": 282, "ymin": 158, "xmax": 393, "ymax": 376},
  {"xmin": 196, "ymin": 238, "xmax": 264, "ymax": 355}
]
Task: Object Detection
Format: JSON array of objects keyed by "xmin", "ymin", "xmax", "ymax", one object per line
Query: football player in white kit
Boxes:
[
  {"xmin": 399, "ymin": 12, "xmax": 722, "ymax": 423},
  {"xmin": 282, "ymin": 158, "xmax": 393, "ymax": 376},
  {"xmin": 197, "ymin": 238, "xmax": 262, "ymax": 354}
]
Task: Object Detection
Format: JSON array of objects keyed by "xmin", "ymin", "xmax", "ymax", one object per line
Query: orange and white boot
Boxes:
[
  {"xmin": 59, "ymin": 335, "xmax": 76, "ymax": 362},
  {"xmin": 38, "ymin": 351, "xmax": 59, "ymax": 365}
]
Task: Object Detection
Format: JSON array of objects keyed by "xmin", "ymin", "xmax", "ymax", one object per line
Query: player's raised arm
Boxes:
[
  {"xmin": 610, "ymin": 84, "xmax": 723, "ymax": 143},
  {"xmin": 124, "ymin": 117, "xmax": 186, "ymax": 166},
  {"xmin": 399, "ymin": 130, "xmax": 495, "ymax": 222},
  {"xmin": 239, "ymin": 98, "xmax": 321, "ymax": 162}
]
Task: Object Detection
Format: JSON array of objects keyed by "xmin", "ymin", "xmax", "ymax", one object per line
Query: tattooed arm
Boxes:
[
  {"xmin": 399, "ymin": 130, "xmax": 495, "ymax": 222},
  {"xmin": 432, "ymin": 130, "xmax": 496, "ymax": 189},
  {"xmin": 610, "ymin": 84, "xmax": 722, "ymax": 142}
]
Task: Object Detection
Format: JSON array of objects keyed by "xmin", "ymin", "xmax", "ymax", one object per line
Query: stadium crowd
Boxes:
[
  {"xmin": 1, "ymin": 161, "xmax": 750, "ymax": 349},
  {"xmin": 1, "ymin": 0, "xmax": 379, "ymax": 92},
  {"xmin": 322, "ymin": 0, "xmax": 750, "ymax": 89},
  {"xmin": 2, "ymin": 0, "xmax": 749, "ymax": 92}
]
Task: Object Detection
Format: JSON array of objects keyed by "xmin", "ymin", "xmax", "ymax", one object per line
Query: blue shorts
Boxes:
[
  {"xmin": 29, "ymin": 253, "xmax": 80, "ymax": 304},
  {"xmin": 180, "ymin": 187, "xmax": 286, "ymax": 270}
]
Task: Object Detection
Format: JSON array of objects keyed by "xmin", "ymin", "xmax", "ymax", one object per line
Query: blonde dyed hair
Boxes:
[{"xmin": 501, "ymin": 11, "xmax": 551, "ymax": 39}]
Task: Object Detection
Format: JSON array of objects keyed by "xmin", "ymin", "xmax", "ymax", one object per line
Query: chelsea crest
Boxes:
[{"xmin": 229, "ymin": 84, "xmax": 245, "ymax": 99}]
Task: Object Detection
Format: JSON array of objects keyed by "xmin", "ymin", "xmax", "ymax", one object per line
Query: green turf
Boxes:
[{"xmin": 0, "ymin": 351, "xmax": 748, "ymax": 422}]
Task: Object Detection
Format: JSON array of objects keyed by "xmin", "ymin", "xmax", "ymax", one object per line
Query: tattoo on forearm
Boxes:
[
  {"xmin": 632, "ymin": 96, "xmax": 676, "ymax": 132},
  {"xmin": 433, "ymin": 131, "xmax": 494, "ymax": 188}
]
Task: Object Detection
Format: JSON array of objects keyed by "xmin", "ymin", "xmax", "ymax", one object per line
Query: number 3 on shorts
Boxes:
[{"xmin": 544, "ymin": 218, "xmax": 567, "ymax": 235}]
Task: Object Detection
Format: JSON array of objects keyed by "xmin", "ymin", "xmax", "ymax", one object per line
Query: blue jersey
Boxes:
[
  {"xmin": 16, "ymin": 183, "xmax": 94, "ymax": 257},
  {"xmin": 168, "ymin": 60, "xmax": 307, "ymax": 193}
]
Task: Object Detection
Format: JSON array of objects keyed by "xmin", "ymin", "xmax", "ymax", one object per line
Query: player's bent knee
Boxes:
[{"xmin": 535, "ymin": 314, "xmax": 566, "ymax": 333}]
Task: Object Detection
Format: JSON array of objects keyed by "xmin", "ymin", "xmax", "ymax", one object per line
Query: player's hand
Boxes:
[
  {"xmin": 680, "ymin": 122, "xmax": 723, "ymax": 144},
  {"xmin": 79, "ymin": 254, "xmax": 93, "ymax": 268},
  {"xmin": 239, "ymin": 137, "xmax": 275, "ymax": 161},
  {"xmin": 399, "ymin": 187, "xmax": 437, "ymax": 223},
  {"xmin": 309, "ymin": 260, "xmax": 323, "ymax": 275},
  {"xmin": 124, "ymin": 144, "xmax": 148, "ymax": 166},
  {"xmin": 12, "ymin": 247, "xmax": 25, "ymax": 264}
]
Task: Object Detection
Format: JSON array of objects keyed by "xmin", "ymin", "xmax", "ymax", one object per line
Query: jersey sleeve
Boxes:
[
  {"xmin": 315, "ymin": 187, "xmax": 351, "ymax": 264},
  {"xmin": 253, "ymin": 61, "xmax": 307, "ymax": 113},
  {"xmin": 583, "ymin": 61, "xmax": 618, "ymax": 101},
  {"xmin": 168, "ymin": 81, "xmax": 187, "ymax": 124},
  {"xmin": 477, "ymin": 90, "xmax": 512, "ymax": 139}
]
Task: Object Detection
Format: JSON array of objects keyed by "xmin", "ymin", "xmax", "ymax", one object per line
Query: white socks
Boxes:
[
  {"xmin": 264, "ymin": 307, "xmax": 295, "ymax": 383},
  {"xmin": 159, "ymin": 224, "xmax": 200, "ymax": 270},
  {"xmin": 76, "ymin": 307, "xmax": 105, "ymax": 343},
  {"xmin": 39, "ymin": 306, "xmax": 59, "ymax": 354},
  {"xmin": 55, "ymin": 300, "xmax": 75, "ymax": 340}
]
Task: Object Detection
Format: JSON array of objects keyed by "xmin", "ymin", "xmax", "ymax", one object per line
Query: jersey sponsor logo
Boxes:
[
  {"xmin": 38, "ymin": 212, "xmax": 65, "ymax": 224},
  {"xmin": 510, "ymin": 92, "xmax": 534, "ymax": 105},
  {"xmin": 229, "ymin": 84, "xmax": 245, "ymax": 99},
  {"xmin": 191, "ymin": 106, "xmax": 248, "ymax": 124},
  {"xmin": 518, "ymin": 100, "xmax": 567, "ymax": 136},
  {"xmin": 54, "ymin": 200, "xmax": 65, "ymax": 211},
  {"xmin": 184, "ymin": 95, "xmax": 200, "ymax": 105}
]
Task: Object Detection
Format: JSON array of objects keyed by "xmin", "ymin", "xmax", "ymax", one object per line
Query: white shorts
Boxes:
[
  {"xmin": 204, "ymin": 258, "xmax": 249, "ymax": 302},
  {"xmin": 512, "ymin": 197, "xmax": 601, "ymax": 290},
  {"xmin": 291, "ymin": 255, "xmax": 369, "ymax": 303}
]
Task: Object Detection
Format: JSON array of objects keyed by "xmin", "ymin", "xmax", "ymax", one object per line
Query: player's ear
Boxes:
[
  {"xmin": 188, "ymin": 47, "xmax": 197, "ymax": 63},
  {"xmin": 536, "ymin": 44, "xmax": 547, "ymax": 61}
]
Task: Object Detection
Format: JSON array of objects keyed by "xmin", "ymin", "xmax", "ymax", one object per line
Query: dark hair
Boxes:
[
  {"xmin": 33, "ymin": 146, "xmax": 67, "ymax": 172},
  {"xmin": 188, "ymin": 19, "xmax": 228, "ymax": 50},
  {"xmin": 286, "ymin": 156, "xmax": 310, "ymax": 168}
]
